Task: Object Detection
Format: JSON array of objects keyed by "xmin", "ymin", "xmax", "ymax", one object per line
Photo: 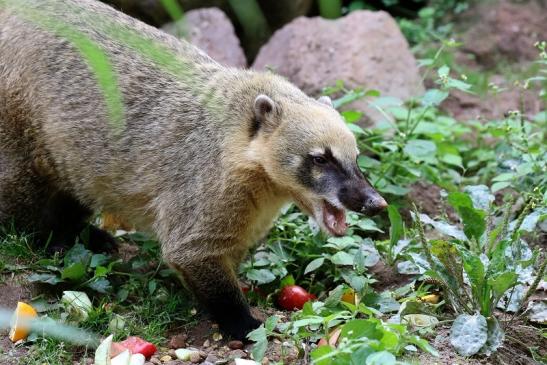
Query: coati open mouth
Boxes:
[{"xmin": 321, "ymin": 200, "xmax": 347, "ymax": 236}]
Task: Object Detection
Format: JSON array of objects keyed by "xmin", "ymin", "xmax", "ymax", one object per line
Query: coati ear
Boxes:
[
  {"xmin": 254, "ymin": 94, "xmax": 275, "ymax": 120},
  {"xmin": 253, "ymin": 94, "xmax": 278, "ymax": 134},
  {"xmin": 317, "ymin": 95, "xmax": 333, "ymax": 107}
]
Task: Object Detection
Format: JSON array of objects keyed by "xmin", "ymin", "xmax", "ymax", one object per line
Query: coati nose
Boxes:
[{"xmin": 363, "ymin": 196, "xmax": 388, "ymax": 216}]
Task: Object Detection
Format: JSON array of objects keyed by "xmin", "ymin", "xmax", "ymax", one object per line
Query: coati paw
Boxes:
[
  {"xmin": 85, "ymin": 226, "xmax": 117, "ymax": 253},
  {"xmin": 220, "ymin": 315, "xmax": 262, "ymax": 341}
]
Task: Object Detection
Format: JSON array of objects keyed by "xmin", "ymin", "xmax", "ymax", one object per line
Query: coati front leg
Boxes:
[{"xmin": 170, "ymin": 254, "xmax": 261, "ymax": 340}]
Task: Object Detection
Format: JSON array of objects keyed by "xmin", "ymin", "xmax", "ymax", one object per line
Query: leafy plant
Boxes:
[{"xmin": 407, "ymin": 190, "xmax": 546, "ymax": 356}]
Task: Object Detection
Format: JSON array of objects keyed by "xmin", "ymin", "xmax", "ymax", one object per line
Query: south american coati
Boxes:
[{"xmin": 0, "ymin": 0, "xmax": 387, "ymax": 339}]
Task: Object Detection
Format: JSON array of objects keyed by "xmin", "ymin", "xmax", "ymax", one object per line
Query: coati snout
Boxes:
[{"xmin": 252, "ymin": 94, "xmax": 387, "ymax": 237}]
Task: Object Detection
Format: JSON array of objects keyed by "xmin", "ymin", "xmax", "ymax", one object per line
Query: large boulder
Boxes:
[
  {"xmin": 253, "ymin": 11, "xmax": 424, "ymax": 126},
  {"xmin": 459, "ymin": 0, "xmax": 547, "ymax": 68},
  {"xmin": 162, "ymin": 8, "xmax": 246, "ymax": 68}
]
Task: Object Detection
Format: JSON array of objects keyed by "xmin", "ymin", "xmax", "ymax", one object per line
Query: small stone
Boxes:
[
  {"xmin": 212, "ymin": 332, "xmax": 223, "ymax": 341},
  {"xmin": 160, "ymin": 355, "xmax": 173, "ymax": 362},
  {"xmin": 165, "ymin": 361, "xmax": 184, "ymax": 365},
  {"xmin": 261, "ymin": 358, "xmax": 270, "ymax": 365},
  {"xmin": 168, "ymin": 334, "xmax": 187, "ymax": 349},
  {"xmin": 168, "ymin": 349, "xmax": 177, "ymax": 357},
  {"xmin": 228, "ymin": 340, "xmax": 244, "ymax": 350},
  {"xmin": 189, "ymin": 351, "xmax": 202, "ymax": 363},
  {"xmin": 86, "ymin": 358, "xmax": 94, "ymax": 365},
  {"xmin": 229, "ymin": 349, "xmax": 247, "ymax": 359},
  {"xmin": 204, "ymin": 354, "xmax": 219, "ymax": 363},
  {"xmin": 202, "ymin": 339, "xmax": 210, "ymax": 347},
  {"xmin": 149, "ymin": 357, "xmax": 162, "ymax": 365}
]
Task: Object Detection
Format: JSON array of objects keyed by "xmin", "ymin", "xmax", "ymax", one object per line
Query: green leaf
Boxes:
[
  {"xmin": 61, "ymin": 262, "xmax": 86, "ymax": 281},
  {"xmin": 311, "ymin": 345, "xmax": 334, "ymax": 365},
  {"xmin": 438, "ymin": 65, "xmax": 450, "ymax": 78},
  {"xmin": 341, "ymin": 110, "xmax": 363, "ymax": 123},
  {"xmin": 304, "ymin": 257, "xmax": 325, "ymax": 274},
  {"xmin": 462, "ymin": 251, "xmax": 485, "ymax": 298},
  {"xmin": 481, "ymin": 317, "xmax": 504, "ymax": 355},
  {"xmin": 247, "ymin": 325, "xmax": 268, "ymax": 361},
  {"xmin": 94, "ymin": 266, "xmax": 110, "ymax": 278},
  {"xmin": 421, "ymin": 89, "xmax": 449, "ymax": 107},
  {"xmin": 247, "ymin": 269, "xmax": 276, "ymax": 284},
  {"xmin": 340, "ymin": 319, "xmax": 382, "ymax": 341},
  {"xmin": 87, "ymin": 278, "xmax": 111, "ymax": 293},
  {"xmin": 492, "ymin": 172, "xmax": 515, "ymax": 182},
  {"xmin": 408, "ymin": 335, "xmax": 439, "ymax": 357},
  {"xmin": 450, "ymin": 314, "xmax": 488, "ymax": 356},
  {"xmin": 330, "ymin": 251, "xmax": 354, "ymax": 266},
  {"xmin": 366, "ymin": 351, "xmax": 396, "ymax": 365},
  {"xmin": 356, "ymin": 218, "xmax": 383, "ymax": 232},
  {"xmin": 64, "ymin": 243, "xmax": 92, "ymax": 266},
  {"xmin": 324, "ymin": 285, "xmax": 344, "ymax": 308},
  {"xmin": 90, "ymin": 254, "xmax": 109, "ymax": 268},
  {"xmin": 491, "ymin": 181, "xmax": 511, "ymax": 193},
  {"xmin": 148, "ymin": 280, "xmax": 157, "ymax": 295},
  {"xmin": 403, "ymin": 140, "xmax": 437, "ymax": 163},
  {"xmin": 489, "ymin": 272, "xmax": 518, "ymax": 298},
  {"xmin": 27, "ymin": 273, "xmax": 63, "ymax": 285},
  {"xmin": 387, "ymin": 206, "xmax": 403, "ymax": 249},
  {"xmin": 448, "ymin": 192, "xmax": 486, "ymax": 241}
]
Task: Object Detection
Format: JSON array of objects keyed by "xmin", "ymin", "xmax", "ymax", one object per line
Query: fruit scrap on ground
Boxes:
[{"xmin": 9, "ymin": 301, "xmax": 38, "ymax": 342}]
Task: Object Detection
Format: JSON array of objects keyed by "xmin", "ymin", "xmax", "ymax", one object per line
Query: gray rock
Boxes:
[
  {"xmin": 253, "ymin": 11, "xmax": 424, "ymax": 126},
  {"xmin": 163, "ymin": 8, "xmax": 246, "ymax": 68}
]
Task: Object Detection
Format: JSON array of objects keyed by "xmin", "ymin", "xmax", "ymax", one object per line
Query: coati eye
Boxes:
[{"xmin": 313, "ymin": 155, "xmax": 327, "ymax": 166}]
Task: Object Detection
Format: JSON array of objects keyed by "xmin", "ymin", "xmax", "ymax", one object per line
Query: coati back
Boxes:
[{"xmin": 0, "ymin": 0, "xmax": 387, "ymax": 339}]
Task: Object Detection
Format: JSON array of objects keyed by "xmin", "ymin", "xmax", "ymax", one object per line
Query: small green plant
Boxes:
[
  {"xmin": 408, "ymin": 189, "xmax": 546, "ymax": 356},
  {"xmin": 248, "ymin": 287, "xmax": 438, "ymax": 364}
]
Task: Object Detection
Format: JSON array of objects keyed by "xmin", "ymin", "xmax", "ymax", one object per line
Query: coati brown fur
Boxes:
[{"xmin": 0, "ymin": 0, "xmax": 387, "ymax": 339}]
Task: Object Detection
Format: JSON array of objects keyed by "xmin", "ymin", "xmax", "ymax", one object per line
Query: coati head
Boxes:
[{"xmin": 249, "ymin": 92, "xmax": 388, "ymax": 236}]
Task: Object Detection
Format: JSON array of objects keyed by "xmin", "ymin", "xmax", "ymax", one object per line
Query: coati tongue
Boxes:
[{"xmin": 322, "ymin": 200, "xmax": 347, "ymax": 236}]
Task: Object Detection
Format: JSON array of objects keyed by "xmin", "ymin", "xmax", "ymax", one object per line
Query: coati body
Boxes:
[{"xmin": 0, "ymin": 0, "xmax": 386, "ymax": 339}]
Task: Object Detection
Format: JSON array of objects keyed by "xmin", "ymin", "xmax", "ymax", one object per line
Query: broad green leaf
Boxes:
[
  {"xmin": 448, "ymin": 192, "xmax": 486, "ymax": 241},
  {"xmin": 421, "ymin": 89, "xmax": 449, "ymax": 107},
  {"xmin": 366, "ymin": 351, "xmax": 396, "ymax": 365},
  {"xmin": 481, "ymin": 317, "xmax": 504, "ymax": 355},
  {"xmin": 492, "ymin": 172, "xmax": 515, "ymax": 182},
  {"xmin": 330, "ymin": 251, "xmax": 354, "ymax": 266},
  {"xmin": 351, "ymin": 346, "xmax": 375, "ymax": 364},
  {"xmin": 310, "ymin": 345, "xmax": 334, "ymax": 365},
  {"xmin": 403, "ymin": 140, "xmax": 437, "ymax": 163},
  {"xmin": 463, "ymin": 185, "xmax": 494, "ymax": 211},
  {"xmin": 87, "ymin": 278, "xmax": 111, "ymax": 293},
  {"xmin": 247, "ymin": 325, "xmax": 268, "ymax": 361},
  {"xmin": 438, "ymin": 65, "xmax": 450, "ymax": 78},
  {"xmin": 489, "ymin": 271, "xmax": 518, "ymax": 298},
  {"xmin": 341, "ymin": 110, "xmax": 363, "ymax": 123},
  {"xmin": 304, "ymin": 257, "xmax": 325, "ymax": 274},
  {"xmin": 450, "ymin": 314, "xmax": 488, "ymax": 356},
  {"xmin": 462, "ymin": 251, "xmax": 485, "ymax": 298},
  {"xmin": 340, "ymin": 319, "xmax": 383, "ymax": 341},
  {"xmin": 90, "ymin": 254, "xmax": 109, "ymax": 268},
  {"xmin": 491, "ymin": 181, "xmax": 511, "ymax": 193},
  {"xmin": 27, "ymin": 273, "xmax": 63, "ymax": 285},
  {"xmin": 247, "ymin": 269, "xmax": 276, "ymax": 284},
  {"xmin": 62, "ymin": 262, "xmax": 86, "ymax": 281},
  {"xmin": 64, "ymin": 243, "xmax": 92, "ymax": 266}
]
